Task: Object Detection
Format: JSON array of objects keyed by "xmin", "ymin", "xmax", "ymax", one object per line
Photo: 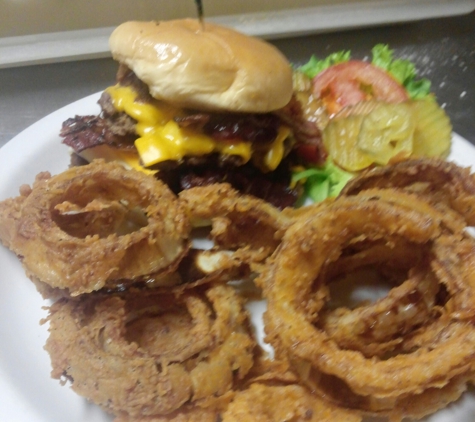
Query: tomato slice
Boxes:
[{"xmin": 312, "ymin": 60, "xmax": 409, "ymax": 116}]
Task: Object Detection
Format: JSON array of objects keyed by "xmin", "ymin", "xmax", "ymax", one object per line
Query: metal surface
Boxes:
[
  {"xmin": 2, "ymin": 0, "xmax": 474, "ymax": 68},
  {"xmin": 0, "ymin": 11, "xmax": 474, "ymax": 149}
]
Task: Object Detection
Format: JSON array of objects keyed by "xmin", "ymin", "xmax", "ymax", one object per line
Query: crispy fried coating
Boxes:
[
  {"xmin": 320, "ymin": 261, "xmax": 441, "ymax": 357},
  {"xmin": 179, "ymin": 183, "xmax": 291, "ymax": 263},
  {"xmin": 260, "ymin": 189, "xmax": 475, "ymax": 421},
  {"xmin": 0, "ymin": 172, "xmax": 51, "ymax": 248},
  {"xmin": 114, "ymin": 406, "xmax": 218, "ymax": 422},
  {"xmin": 4, "ymin": 156, "xmax": 475, "ymax": 421},
  {"xmin": 0, "ymin": 160, "xmax": 191, "ymax": 296},
  {"xmin": 297, "ymin": 364, "xmax": 472, "ymax": 422},
  {"xmin": 113, "ymin": 405, "xmax": 218, "ymax": 422},
  {"xmin": 44, "ymin": 284, "xmax": 255, "ymax": 419},
  {"xmin": 341, "ymin": 158, "xmax": 475, "ymax": 225},
  {"xmin": 221, "ymin": 383, "xmax": 361, "ymax": 422}
]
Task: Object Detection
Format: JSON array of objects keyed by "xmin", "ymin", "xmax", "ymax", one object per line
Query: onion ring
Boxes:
[
  {"xmin": 113, "ymin": 405, "xmax": 218, "ymax": 422},
  {"xmin": 0, "ymin": 176, "xmax": 43, "ymax": 249},
  {"xmin": 221, "ymin": 383, "xmax": 362, "ymax": 422},
  {"xmin": 179, "ymin": 183, "xmax": 291, "ymax": 263},
  {"xmin": 341, "ymin": 157, "xmax": 475, "ymax": 225},
  {"xmin": 100, "ymin": 248, "xmax": 251, "ymax": 296},
  {"xmin": 294, "ymin": 364, "xmax": 472, "ymax": 421},
  {"xmin": 4, "ymin": 160, "xmax": 190, "ymax": 296},
  {"xmin": 310, "ymin": 187, "xmax": 466, "ymax": 361},
  {"xmin": 260, "ymin": 192, "xmax": 475, "ymax": 420},
  {"xmin": 310, "ymin": 158, "xmax": 473, "ymax": 366},
  {"xmin": 44, "ymin": 284, "xmax": 255, "ymax": 419}
]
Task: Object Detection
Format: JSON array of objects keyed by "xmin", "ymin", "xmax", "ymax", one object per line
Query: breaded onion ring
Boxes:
[
  {"xmin": 0, "ymin": 177, "xmax": 43, "ymax": 249},
  {"xmin": 44, "ymin": 284, "xmax": 255, "ymax": 419},
  {"xmin": 234, "ymin": 352, "xmax": 357, "ymax": 420},
  {"xmin": 102, "ymin": 248, "xmax": 251, "ymax": 295},
  {"xmin": 341, "ymin": 157, "xmax": 475, "ymax": 225},
  {"xmin": 3, "ymin": 160, "xmax": 190, "ymax": 296},
  {"xmin": 114, "ymin": 405, "xmax": 218, "ymax": 422},
  {"xmin": 298, "ymin": 367, "xmax": 472, "ymax": 421},
  {"xmin": 179, "ymin": 183, "xmax": 291, "ymax": 263},
  {"xmin": 221, "ymin": 383, "xmax": 361, "ymax": 422},
  {"xmin": 260, "ymin": 192, "xmax": 475, "ymax": 420},
  {"xmin": 311, "ymin": 187, "xmax": 467, "ymax": 360}
]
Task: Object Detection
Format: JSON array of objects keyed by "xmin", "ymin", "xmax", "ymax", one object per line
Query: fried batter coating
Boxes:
[
  {"xmin": 179, "ymin": 183, "xmax": 291, "ymax": 263},
  {"xmin": 113, "ymin": 405, "xmax": 218, "ymax": 422},
  {"xmin": 320, "ymin": 261, "xmax": 441, "ymax": 358},
  {"xmin": 260, "ymin": 190, "xmax": 475, "ymax": 421},
  {"xmin": 0, "ymin": 172, "xmax": 49, "ymax": 248},
  {"xmin": 5, "ymin": 156, "xmax": 475, "ymax": 421},
  {"xmin": 0, "ymin": 160, "xmax": 191, "ymax": 296},
  {"xmin": 221, "ymin": 383, "xmax": 361, "ymax": 422},
  {"xmin": 114, "ymin": 405, "xmax": 218, "ymax": 422},
  {"xmin": 341, "ymin": 157, "xmax": 475, "ymax": 225},
  {"xmin": 298, "ymin": 364, "xmax": 472, "ymax": 422},
  {"xmin": 44, "ymin": 284, "xmax": 255, "ymax": 419}
]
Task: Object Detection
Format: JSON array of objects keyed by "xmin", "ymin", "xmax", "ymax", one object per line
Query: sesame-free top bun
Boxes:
[{"xmin": 109, "ymin": 19, "xmax": 293, "ymax": 112}]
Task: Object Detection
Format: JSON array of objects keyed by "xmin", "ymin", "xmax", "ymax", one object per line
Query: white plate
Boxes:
[{"xmin": 1, "ymin": 93, "xmax": 475, "ymax": 422}]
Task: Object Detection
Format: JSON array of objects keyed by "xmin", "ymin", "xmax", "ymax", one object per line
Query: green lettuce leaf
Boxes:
[
  {"xmin": 371, "ymin": 44, "xmax": 431, "ymax": 99},
  {"xmin": 292, "ymin": 161, "xmax": 354, "ymax": 203},
  {"xmin": 298, "ymin": 50, "xmax": 351, "ymax": 79}
]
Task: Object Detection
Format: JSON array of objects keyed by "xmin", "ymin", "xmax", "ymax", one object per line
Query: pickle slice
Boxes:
[
  {"xmin": 357, "ymin": 102, "xmax": 415, "ymax": 165},
  {"xmin": 323, "ymin": 114, "xmax": 374, "ymax": 171},
  {"xmin": 411, "ymin": 98, "xmax": 452, "ymax": 158},
  {"xmin": 322, "ymin": 97, "xmax": 452, "ymax": 173}
]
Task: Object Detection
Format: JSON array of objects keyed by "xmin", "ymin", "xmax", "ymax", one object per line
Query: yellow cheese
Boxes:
[
  {"xmin": 263, "ymin": 126, "xmax": 291, "ymax": 171},
  {"xmin": 136, "ymin": 121, "xmax": 216, "ymax": 166},
  {"xmin": 78, "ymin": 144, "xmax": 156, "ymax": 175},
  {"xmin": 105, "ymin": 84, "xmax": 288, "ymax": 171},
  {"xmin": 106, "ymin": 85, "xmax": 176, "ymax": 126}
]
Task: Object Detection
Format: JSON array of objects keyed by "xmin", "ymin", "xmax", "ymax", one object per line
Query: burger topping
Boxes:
[
  {"xmin": 104, "ymin": 84, "xmax": 291, "ymax": 172},
  {"xmin": 200, "ymin": 113, "xmax": 280, "ymax": 144}
]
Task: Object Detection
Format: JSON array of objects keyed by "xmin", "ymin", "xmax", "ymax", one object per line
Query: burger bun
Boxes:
[{"xmin": 109, "ymin": 19, "xmax": 293, "ymax": 112}]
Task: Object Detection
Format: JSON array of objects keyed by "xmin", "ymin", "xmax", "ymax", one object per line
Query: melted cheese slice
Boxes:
[
  {"xmin": 78, "ymin": 144, "xmax": 157, "ymax": 175},
  {"xmin": 104, "ymin": 85, "xmax": 289, "ymax": 171}
]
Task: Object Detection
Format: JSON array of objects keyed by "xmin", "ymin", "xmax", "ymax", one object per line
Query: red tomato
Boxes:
[{"xmin": 312, "ymin": 60, "xmax": 409, "ymax": 116}]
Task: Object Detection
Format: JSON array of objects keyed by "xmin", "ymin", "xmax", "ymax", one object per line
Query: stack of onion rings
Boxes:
[
  {"xmin": 44, "ymin": 284, "xmax": 255, "ymax": 420},
  {"xmin": 2, "ymin": 156, "xmax": 475, "ymax": 421},
  {"xmin": 260, "ymin": 188, "xmax": 475, "ymax": 420}
]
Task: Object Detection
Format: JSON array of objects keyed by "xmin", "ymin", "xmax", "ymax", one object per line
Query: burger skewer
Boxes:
[{"xmin": 194, "ymin": 0, "xmax": 205, "ymax": 28}]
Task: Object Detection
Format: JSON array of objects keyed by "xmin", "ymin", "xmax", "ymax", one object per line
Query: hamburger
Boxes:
[{"xmin": 60, "ymin": 19, "xmax": 325, "ymax": 208}]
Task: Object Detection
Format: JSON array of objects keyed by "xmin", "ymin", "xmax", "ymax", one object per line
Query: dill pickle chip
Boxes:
[
  {"xmin": 411, "ymin": 98, "xmax": 452, "ymax": 158},
  {"xmin": 323, "ymin": 115, "xmax": 374, "ymax": 171},
  {"xmin": 357, "ymin": 102, "xmax": 415, "ymax": 165},
  {"xmin": 322, "ymin": 97, "xmax": 452, "ymax": 173},
  {"xmin": 333, "ymin": 100, "xmax": 381, "ymax": 119}
]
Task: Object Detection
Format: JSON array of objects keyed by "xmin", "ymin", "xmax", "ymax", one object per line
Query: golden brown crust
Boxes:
[
  {"xmin": 341, "ymin": 157, "xmax": 475, "ymax": 225},
  {"xmin": 44, "ymin": 284, "xmax": 255, "ymax": 419},
  {"xmin": 221, "ymin": 383, "xmax": 361, "ymax": 422},
  {"xmin": 5, "ymin": 160, "xmax": 191, "ymax": 296},
  {"xmin": 179, "ymin": 183, "xmax": 291, "ymax": 264},
  {"xmin": 260, "ymin": 190, "xmax": 475, "ymax": 420}
]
